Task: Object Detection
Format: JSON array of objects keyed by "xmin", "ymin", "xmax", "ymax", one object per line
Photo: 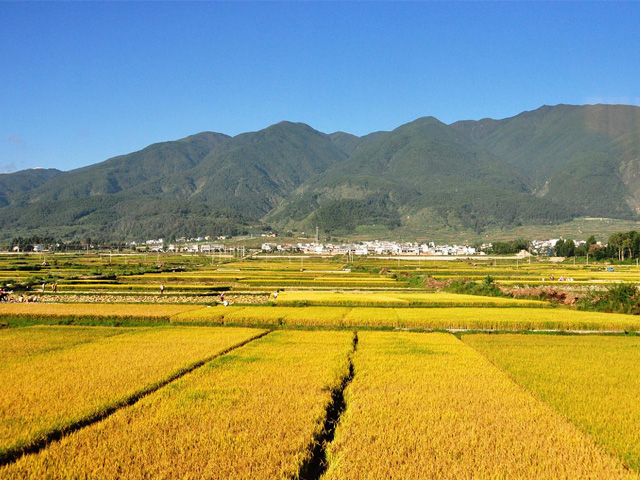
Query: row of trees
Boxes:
[
  {"xmin": 6, "ymin": 236, "xmax": 132, "ymax": 252},
  {"xmin": 608, "ymin": 231, "xmax": 640, "ymax": 261},
  {"xmin": 489, "ymin": 232, "xmax": 640, "ymax": 261}
]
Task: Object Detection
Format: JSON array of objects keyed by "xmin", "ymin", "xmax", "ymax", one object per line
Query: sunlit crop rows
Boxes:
[
  {"xmin": 173, "ymin": 305, "xmax": 640, "ymax": 331},
  {"xmin": 275, "ymin": 291, "xmax": 547, "ymax": 307},
  {"xmin": 1, "ymin": 330, "xmax": 354, "ymax": 479},
  {"xmin": 464, "ymin": 334, "xmax": 640, "ymax": 472},
  {"xmin": 0, "ymin": 325, "xmax": 127, "ymax": 365},
  {"xmin": 0, "ymin": 326, "xmax": 262, "ymax": 460},
  {"xmin": 322, "ymin": 332, "xmax": 633, "ymax": 479},
  {"xmin": 0, "ymin": 303, "xmax": 201, "ymax": 320}
]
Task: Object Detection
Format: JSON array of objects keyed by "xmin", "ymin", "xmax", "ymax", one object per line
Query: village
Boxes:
[{"xmin": 132, "ymin": 236, "xmax": 592, "ymax": 257}]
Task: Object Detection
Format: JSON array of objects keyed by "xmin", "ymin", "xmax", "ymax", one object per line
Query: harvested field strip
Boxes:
[
  {"xmin": 322, "ymin": 332, "xmax": 635, "ymax": 479},
  {"xmin": 1, "ymin": 331, "xmax": 354, "ymax": 480},
  {"xmin": 0, "ymin": 326, "xmax": 264, "ymax": 464},
  {"xmin": 172, "ymin": 306, "xmax": 640, "ymax": 332},
  {"xmin": 464, "ymin": 334, "xmax": 640, "ymax": 472}
]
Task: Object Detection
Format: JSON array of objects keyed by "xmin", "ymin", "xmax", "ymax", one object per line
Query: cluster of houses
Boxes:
[
  {"xmin": 16, "ymin": 236, "xmax": 604, "ymax": 257},
  {"xmin": 136, "ymin": 237, "xmax": 230, "ymax": 253},
  {"xmin": 261, "ymin": 240, "xmax": 482, "ymax": 256},
  {"xmin": 529, "ymin": 239, "xmax": 589, "ymax": 255}
]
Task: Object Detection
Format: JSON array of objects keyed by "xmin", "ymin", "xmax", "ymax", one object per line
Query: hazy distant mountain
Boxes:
[{"xmin": 2, "ymin": 104, "xmax": 640, "ymax": 241}]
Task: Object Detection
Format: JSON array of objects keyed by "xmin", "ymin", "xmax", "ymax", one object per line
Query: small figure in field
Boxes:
[
  {"xmin": 220, "ymin": 292, "xmax": 225, "ymax": 303},
  {"xmin": 0, "ymin": 288, "xmax": 5, "ymax": 302},
  {"xmin": 53, "ymin": 282, "xmax": 58, "ymax": 293},
  {"xmin": 273, "ymin": 291, "xmax": 278, "ymax": 299},
  {"xmin": 42, "ymin": 283, "xmax": 46, "ymax": 292},
  {"xmin": 160, "ymin": 284, "xmax": 165, "ymax": 295}
]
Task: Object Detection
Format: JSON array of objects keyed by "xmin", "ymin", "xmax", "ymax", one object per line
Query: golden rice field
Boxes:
[
  {"xmin": 0, "ymin": 325, "xmax": 126, "ymax": 363},
  {"xmin": 173, "ymin": 305, "xmax": 640, "ymax": 331},
  {"xmin": 323, "ymin": 332, "xmax": 634, "ymax": 479},
  {"xmin": 0, "ymin": 326, "xmax": 262, "ymax": 461},
  {"xmin": 1, "ymin": 330, "xmax": 354, "ymax": 479},
  {"xmin": 4, "ymin": 253, "xmax": 640, "ymax": 476},
  {"xmin": 0, "ymin": 303, "xmax": 201, "ymax": 320},
  {"xmin": 275, "ymin": 290, "xmax": 548, "ymax": 307},
  {"xmin": 464, "ymin": 334, "xmax": 640, "ymax": 472},
  {"xmin": 1, "ymin": 326, "xmax": 640, "ymax": 477}
]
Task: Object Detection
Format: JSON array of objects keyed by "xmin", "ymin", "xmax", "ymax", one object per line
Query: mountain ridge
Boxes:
[{"xmin": 3, "ymin": 103, "xmax": 640, "ymax": 241}]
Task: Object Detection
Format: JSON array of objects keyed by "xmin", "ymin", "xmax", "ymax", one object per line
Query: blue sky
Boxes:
[{"xmin": 1, "ymin": 1, "xmax": 639, "ymax": 172}]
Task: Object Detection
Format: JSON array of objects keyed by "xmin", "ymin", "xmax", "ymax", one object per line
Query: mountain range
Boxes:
[{"xmin": 2, "ymin": 104, "xmax": 640, "ymax": 242}]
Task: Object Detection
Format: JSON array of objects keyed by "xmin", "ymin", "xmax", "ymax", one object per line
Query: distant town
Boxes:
[{"xmin": 128, "ymin": 236, "xmax": 595, "ymax": 257}]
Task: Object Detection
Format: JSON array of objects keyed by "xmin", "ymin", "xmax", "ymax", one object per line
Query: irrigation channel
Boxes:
[{"xmin": 298, "ymin": 331, "xmax": 358, "ymax": 480}]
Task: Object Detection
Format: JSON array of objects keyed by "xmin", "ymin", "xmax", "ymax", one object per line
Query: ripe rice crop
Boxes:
[
  {"xmin": 276, "ymin": 291, "xmax": 409, "ymax": 306},
  {"xmin": 0, "ymin": 325, "xmax": 127, "ymax": 365},
  {"xmin": 0, "ymin": 303, "xmax": 201, "ymax": 322},
  {"xmin": 1, "ymin": 330, "xmax": 354, "ymax": 479},
  {"xmin": 0, "ymin": 326, "xmax": 262, "ymax": 461},
  {"xmin": 172, "ymin": 305, "xmax": 350, "ymax": 326},
  {"xmin": 172, "ymin": 306, "xmax": 640, "ymax": 332},
  {"xmin": 392, "ymin": 307, "xmax": 640, "ymax": 331},
  {"xmin": 275, "ymin": 291, "xmax": 548, "ymax": 307},
  {"xmin": 463, "ymin": 334, "xmax": 640, "ymax": 472},
  {"xmin": 322, "ymin": 332, "xmax": 633, "ymax": 479}
]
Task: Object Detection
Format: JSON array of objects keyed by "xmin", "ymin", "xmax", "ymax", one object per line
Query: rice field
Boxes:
[
  {"xmin": 0, "ymin": 303, "xmax": 201, "ymax": 323},
  {"xmin": 322, "ymin": 332, "xmax": 633, "ymax": 479},
  {"xmin": 1, "ymin": 326, "xmax": 640, "ymax": 476},
  {"xmin": 275, "ymin": 291, "xmax": 548, "ymax": 307},
  {"xmin": 1, "ymin": 330, "xmax": 354, "ymax": 479},
  {"xmin": 0, "ymin": 325, "xmax": 127, "ymax": 363},
  {"xmin": 0, "ymin": 326, "xmax": 263, "ymax": 462},
  {"xmin": 173, "ymin": 305, "xmax": 640, "ymax": 331},
  {"xmin": 464, "ymin": 334, "xmax": 640, "ymax": 472},
  {"xmin": 3, "ymin": 253, "xmax": 640, "ymax": 476}
]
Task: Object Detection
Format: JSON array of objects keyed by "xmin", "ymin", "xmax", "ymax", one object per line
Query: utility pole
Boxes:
[{"xmin": 315, "ymin": 226, "xmax": 319, "ymax": 244}]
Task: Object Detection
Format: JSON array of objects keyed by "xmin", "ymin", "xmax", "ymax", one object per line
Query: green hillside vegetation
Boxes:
[
  {"xmin": 2, "ymin": 104, "xmax": 640, "ymax": 241},
  {"xmin": 18, "ymin": 132, "xmax": 229, "ymax": 205},
  {"xmin": 0, "ymin": 169, "xmax": 62, "ymax": 207},
  {"xmin": 271, "ymin": 116, "xmax": 573, "ymax": 233},
  {"xmin": 452, "ymin": 104, "xmax": 640, "ymax": 219}
]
